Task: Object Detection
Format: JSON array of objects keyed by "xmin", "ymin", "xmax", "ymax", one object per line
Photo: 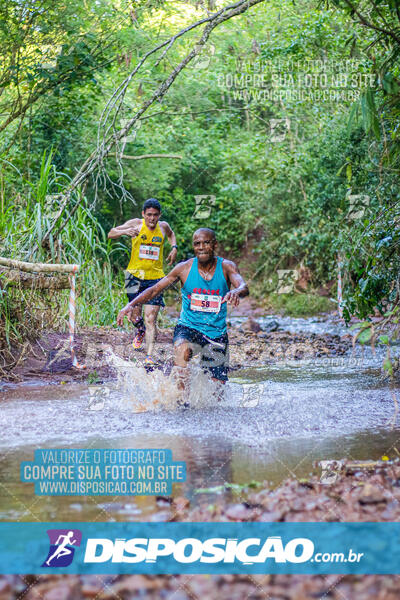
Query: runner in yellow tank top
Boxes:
[
  {"xmin": 127, "ymin": 219, "xmax": 165, "ymax": 280},
  {"xmin": 108, "ymin": 199, "xmax": 177, "ymax": 364}
]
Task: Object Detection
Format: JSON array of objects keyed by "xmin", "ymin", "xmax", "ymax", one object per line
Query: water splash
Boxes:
[{"xmin": 105, "ymin": 350, "xmax": 227, "ymax": 412}]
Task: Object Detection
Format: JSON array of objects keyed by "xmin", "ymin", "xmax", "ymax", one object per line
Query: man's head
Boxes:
[
  {"xmin": 142, "ymin": 198, "xmax": 161, "ymax": 229},
  {"xmin": 192, "ymin": 228, "xmax": 217, "ymax": 264}
]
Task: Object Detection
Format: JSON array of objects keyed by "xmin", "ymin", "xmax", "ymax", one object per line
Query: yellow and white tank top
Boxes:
[{"xmin": 126, "ymin": 220, "xmax": 165, "ymax": 280}]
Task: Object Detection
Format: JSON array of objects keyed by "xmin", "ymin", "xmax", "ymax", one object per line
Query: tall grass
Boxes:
[{"xmin": 0, "ymin": 150, "xmax": 127, "ymax": 341}]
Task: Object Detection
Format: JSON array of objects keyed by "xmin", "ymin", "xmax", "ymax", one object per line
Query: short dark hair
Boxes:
[
  {"xmin": 143, "ymin": 198, "xmax": 161, "ymax": 213},
  {"xmin": 193, "ymin": 227, "xmax": 216, "ymax": 240}
]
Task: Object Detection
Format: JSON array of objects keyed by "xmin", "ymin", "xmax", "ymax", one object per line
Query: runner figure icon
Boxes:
[
  {"xmin": 42, "ymin": 529, "xmax": 82, "ymax": 567},
  {"xmin": 46, "ymin": 531, "xmax": 76, "ymax": 566}
]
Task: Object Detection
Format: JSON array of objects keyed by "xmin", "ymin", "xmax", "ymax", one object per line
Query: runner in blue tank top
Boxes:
[{"xmin": 117, "ymin": 228, "xmax": 249, "ymax": 399}]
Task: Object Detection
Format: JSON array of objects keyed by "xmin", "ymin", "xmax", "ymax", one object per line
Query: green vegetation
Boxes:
[
  {"xmin": 87, "ymin": 370, "xmax": 101, "ymax": 384},
  {"xmin": 266, "ymin": 294, "xmax": 333, "ymax": 318},
  {"xmin": 0, "ymin": 0, "xmax": 399, "ymax": 368}
]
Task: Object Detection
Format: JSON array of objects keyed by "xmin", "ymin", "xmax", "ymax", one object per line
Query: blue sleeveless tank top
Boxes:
[{"xmin": 178, "ymin": 257, "xmax": 229, "ymax": 338}]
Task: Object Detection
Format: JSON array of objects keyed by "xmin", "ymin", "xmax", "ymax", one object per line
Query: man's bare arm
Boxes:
[
  {"xmin": 222, "ymin": 260, "xmax": 249, "ymax": 306},
  {"xmin": 108, "ymin": 218, "xmax": 141, "ymax": 239},
  {"xmin": 162, "ymin": 221, "xmax": 177, "ymax": 246},
  {"xmin": 161, "ymin": 221, "xmax": 178, "ymax": 265},
  {"xmin": 117, "ymin": 263, "xmax": 186, "ymax": 326}
]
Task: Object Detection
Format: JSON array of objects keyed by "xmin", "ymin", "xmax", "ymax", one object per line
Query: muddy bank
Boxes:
[
  {"xmin": 3, "ymin": 319, "xmax": 352, "ymax": 385},
  {"xmin": 1, "ymin": 461, "xmax": 400, "ymax": 599},
  {"xmin": 180, "ymin": 458, "xmax": 400, "ymax": 523}
]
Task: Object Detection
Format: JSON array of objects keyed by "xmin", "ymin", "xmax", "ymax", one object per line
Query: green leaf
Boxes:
[
  {"xmin": 349, "ymin": 321, "xmax": 370, "ymax": 331},
  {"xmin": 358, "ymin": 328, "xmax": 372, "ymax": 344},
  {"xmin": 383, "ymin": 359, "xmax": 394, "ymax": 376},
  {"xmin": 347, "ymin": 100, "xmax": 360, "ymax": 133},
  {"xmin": 346, "ymin": 162, "xmax": 352, "ymax": 183}
]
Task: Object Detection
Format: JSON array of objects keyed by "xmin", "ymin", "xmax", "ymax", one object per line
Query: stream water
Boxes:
[{"xmin": 0, "ymin": 315, "xmax": 399, "ymax": 522}]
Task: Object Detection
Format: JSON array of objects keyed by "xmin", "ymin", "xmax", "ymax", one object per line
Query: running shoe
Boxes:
[
  {"xmin": 132, "ymin": 330, "xmax": 146, "ymax": 349},
  {"xmin": 144, "ymin": 355, "xmax": 157, "ymax": 373}
]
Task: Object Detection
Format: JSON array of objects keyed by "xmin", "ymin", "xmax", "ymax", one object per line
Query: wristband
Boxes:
[{"xmin": 171, "ymin": 245, "xmax": 178, "ymax": 249}]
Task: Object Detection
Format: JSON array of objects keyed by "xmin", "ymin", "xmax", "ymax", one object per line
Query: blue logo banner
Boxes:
[{"xmin": 0, "ymin": 522, "xmax": 400, "ymax": 574}]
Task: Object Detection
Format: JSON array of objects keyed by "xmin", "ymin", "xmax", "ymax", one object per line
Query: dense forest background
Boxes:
[{"xmin": 0, "ymin": 0, "xmax": 399, "ymax": 353}]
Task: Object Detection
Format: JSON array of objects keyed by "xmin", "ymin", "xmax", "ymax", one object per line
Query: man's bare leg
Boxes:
[
  {"xmin": 173, "ymin": 339, "xmax": 193, "ymax": 405},
  {"xmin": 128, "ymin": 304, "xmax": 146, "ymax": 348},
  {"xmin": 128, "ymin": 305, "xmax": 142, "ymax": 326},
  {"xmin": 212, "ymin": 378, "xmax": 226, "ymax": 401},
  {"xmin": 144, "ymin": 305, "xmax": 160, "ymax": 358}
]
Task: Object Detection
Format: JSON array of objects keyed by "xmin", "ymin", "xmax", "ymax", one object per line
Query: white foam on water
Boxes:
[{"xmin": 105, "ymin": 350, "xmax": 228, "ymax": 412}]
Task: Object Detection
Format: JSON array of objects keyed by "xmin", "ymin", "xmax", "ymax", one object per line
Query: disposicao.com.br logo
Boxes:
[
  {"xmin": 84, "ymin": 535, "xmax": 312, "ymax": 564},
  {"xmin": 82, "ymin": 536, "xmax": 362, "ymax": 565},
  {"xmin": 38, "ymin": 528, "xmax": 365, "ymax": 572}
]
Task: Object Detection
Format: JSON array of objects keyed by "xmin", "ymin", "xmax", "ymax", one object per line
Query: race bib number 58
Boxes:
[{"xmin": 190, "ymin": 293, "xmax": 222, "ymax": 313}]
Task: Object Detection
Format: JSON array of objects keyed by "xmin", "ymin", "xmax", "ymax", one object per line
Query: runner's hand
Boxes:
[
  {"xmin": 123, "ymin": 226, "xmax": 141, "ymax": 237},
  {"xmin": 166, "ymin": 248, "xmax": 178, "ymax": 265},
  {"xmin": 222, "ymin": 290, "xmax": 240, "ymax": 307},
  {"xmin": 117, "ymin": 305, "xmax": 133, "ymax": 326}
]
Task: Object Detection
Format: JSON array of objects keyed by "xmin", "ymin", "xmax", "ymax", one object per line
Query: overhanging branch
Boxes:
[
  {"xmin": 121, "ymin": 153, "xmax": 183, "ymax": 160},
  {"xmin": 32, "ymin": 0, "xmax": 268, "ymax": 256}
]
